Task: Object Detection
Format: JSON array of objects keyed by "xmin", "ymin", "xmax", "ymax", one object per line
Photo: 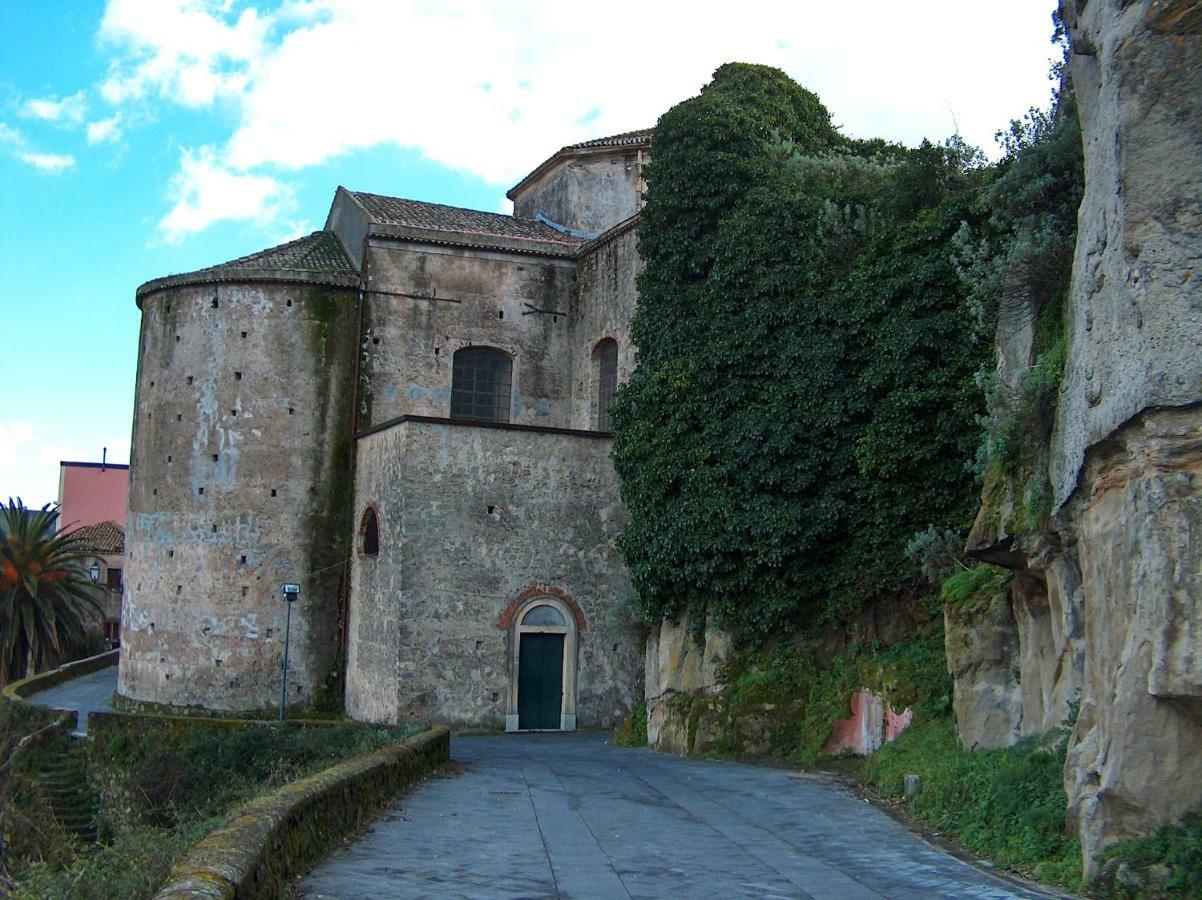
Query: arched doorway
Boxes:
[{"xmin": 507, "ymin": 596, "xmax": 577, "ymax": 731}]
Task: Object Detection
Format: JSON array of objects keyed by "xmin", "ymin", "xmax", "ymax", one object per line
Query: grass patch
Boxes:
[
  {"xmin": 852, "ymin": 716, "xmax": 1081, "ymax": 890},
  {"xmin": 5, "ymin": 719, "xmax": 423, "ymax": 898},
  {"xmin": 613, "ymin": 701, "xmax": 648, "ymax": 747}
]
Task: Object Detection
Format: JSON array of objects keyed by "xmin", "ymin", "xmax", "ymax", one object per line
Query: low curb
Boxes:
[{"xmin": 153, "ymin": 725, "xmax": 451, "ymax": 899}]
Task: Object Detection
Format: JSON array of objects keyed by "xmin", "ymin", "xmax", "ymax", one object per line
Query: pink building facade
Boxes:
[{"xmin": 57, "ymin": 460, "xmax": 129, "ymax": 530}]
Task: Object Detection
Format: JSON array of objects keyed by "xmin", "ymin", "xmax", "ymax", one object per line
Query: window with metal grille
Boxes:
[
  {"xmin": 451, "ymin": 347, "xmax": 512, "ymax": 422},
  {"xmin": 595, "ymin": 338, "xmax": 618, "ymax": 431}
]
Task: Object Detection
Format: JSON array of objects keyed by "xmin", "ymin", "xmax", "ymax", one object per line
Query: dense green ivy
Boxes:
[{"xmin": 611, "ymin": 64, "xmax": 993, "ymax": 639}]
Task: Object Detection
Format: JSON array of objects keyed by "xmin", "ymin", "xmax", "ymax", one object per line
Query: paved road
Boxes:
[
  {"xmin": 301, "ymin": 732, "xmax": 1053, "ymax": 899},
  {"xmin": 25, "ymin": 664, "xmax": 117, "ymax": 734}
]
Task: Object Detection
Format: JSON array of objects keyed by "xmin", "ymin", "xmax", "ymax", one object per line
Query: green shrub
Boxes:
[
  {"xmin": 1097, "ymin": 811, "xmax": 1202, "ymax": 897},
  {"xmin": 8, "ymin": 719, "xmax": 422, "ymax": 897},
  {"xmin": 613, "ymin": 701, "xmax": 648, "ymax": 747},
  {"xmin": 940, "ymin": 564, "xmax": 1010, "ymax": 612},
  {"xmin": 855, "ymin": 717, "xmax": 1081, "ymax": 889}
]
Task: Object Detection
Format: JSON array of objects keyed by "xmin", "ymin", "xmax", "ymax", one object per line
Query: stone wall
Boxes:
[
  {"xmin": 120, "ymin": 280, "xmax": 358, "ymax": 712},
  {"xmin": 570, "ymin": 221, "xmax": 642, "ymax": 431},
  {"xmin": 346, "ymin": 418, "xmax": 640, "ymax": 729},
  {"xmin": 359, "ymin": 241, "xmax": 578, "ymax": 429},
  {"xmin": 511, "ymin": 150, "xmax": 647, "ymax": 237}
]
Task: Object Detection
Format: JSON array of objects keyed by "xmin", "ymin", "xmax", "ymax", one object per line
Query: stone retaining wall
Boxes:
[{"xmin": 153, "ymin": 725, "xmax": 450, "ymax": 899}]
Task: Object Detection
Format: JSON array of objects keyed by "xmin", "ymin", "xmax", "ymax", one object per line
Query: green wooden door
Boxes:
[{"xmin": 518, "ymin": 633, "xmax": 564, "ymax": 730}]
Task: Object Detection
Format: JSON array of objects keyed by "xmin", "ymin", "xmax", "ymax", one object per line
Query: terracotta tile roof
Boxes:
[
  {"xmin": 188, "ymin": 231, "xmax": 357, "ymax": 278},
  {"xmin": 564, "ymin": 128, "xmax": 653, "ymax": 151},
  {"xmin": 136, "ymin": 231, "xmax": 360, "ymax": 303},
  {"xmin": 349, "ymin": 192, "xmax": 583, "ymax": 249},
  {"xmin": 72, "ymin": 521, "xmax": 124, "ymax": 554}
]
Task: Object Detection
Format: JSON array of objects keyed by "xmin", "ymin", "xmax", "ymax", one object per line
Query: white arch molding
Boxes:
[{"xmin": 505, "ymin": 594, "xmax": 578, "ymax": 732}]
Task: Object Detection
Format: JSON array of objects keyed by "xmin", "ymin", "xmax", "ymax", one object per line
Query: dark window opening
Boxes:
[
  {"xmin": 595, "ymin": 338, "xmax": 618, "ymax": 431},
  {"xmin": 450, "ymin": 347, "xmax": 512, "ymax": 422},
  {"xmin": 106, "ymin": 567, "xmax": 123, "ymax": 591},
  {"xmin": 360, "ymin": 507, "xmax": 380, "ymax": 556}
]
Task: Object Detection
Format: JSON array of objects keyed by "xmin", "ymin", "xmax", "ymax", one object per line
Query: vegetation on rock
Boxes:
[{"xmin": 613, "ymin": 64, "xmax": 992, "ymax": 638}]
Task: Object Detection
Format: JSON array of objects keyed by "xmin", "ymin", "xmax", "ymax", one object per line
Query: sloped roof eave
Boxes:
[
  {"xmin": 507, "ymin": 129, "xmax": 653, "ymax": 200},
  {"xmin": 135, "ymin": 267, "xmax": 360, "ymax": 306}
]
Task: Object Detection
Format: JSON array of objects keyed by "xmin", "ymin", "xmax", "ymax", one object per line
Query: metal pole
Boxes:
[{"xmin": 280, "ymin": 599, "xmax": 292, "ymax": 721}]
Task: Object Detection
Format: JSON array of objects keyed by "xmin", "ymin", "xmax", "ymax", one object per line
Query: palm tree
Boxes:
[{"xmin": 0, "ymin": 499, "xmax": 104, "ymax": 686}]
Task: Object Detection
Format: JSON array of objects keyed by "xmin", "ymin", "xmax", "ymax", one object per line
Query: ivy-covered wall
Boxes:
[{"xmin": 613, "ymin": 62, "xmax": 993, "ymax": 640}]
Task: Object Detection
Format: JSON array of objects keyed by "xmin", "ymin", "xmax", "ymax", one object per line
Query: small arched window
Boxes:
[
  {"xmin": 360, "ymin": 507, "xmax": 379, "ymax": 556},
  {"xmin": 451, "ymin": 347, "xmax": 512, "ymax": 422},
  {"xmin": 595, "ymin": 338, "xmax": 618, "ymax": 431}
]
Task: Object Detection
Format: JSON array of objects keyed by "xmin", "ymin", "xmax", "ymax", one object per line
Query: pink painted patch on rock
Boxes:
[{"xmin": 823, "ymin": 689, "xmax": 912, "ymax": 757}]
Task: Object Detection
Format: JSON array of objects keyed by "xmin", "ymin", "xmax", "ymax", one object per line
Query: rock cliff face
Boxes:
[
  {"xmin": 1056, "ymin": 0, "xmax": 1201, "ymax": 873},
  {"xmin": 954, "ymin": 0, "xmax": 1201, "ymax": 874}
]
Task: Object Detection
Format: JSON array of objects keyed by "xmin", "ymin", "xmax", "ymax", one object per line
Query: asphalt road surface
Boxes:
[{"xmin": 301, "ymin": 731, "xmax": 1055, "ymax": 899}]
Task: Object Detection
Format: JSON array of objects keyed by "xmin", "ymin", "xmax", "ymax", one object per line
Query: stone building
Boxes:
[{"xmin": 118, "ymin": 129, "xmax": 651, "ymax": 730}]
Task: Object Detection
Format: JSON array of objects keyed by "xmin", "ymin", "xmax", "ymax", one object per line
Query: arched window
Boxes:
[
  {"xmin": 595, "ymin": 338, "xmax": 618, "ymax": 431},
  {"xmin": 450, "ymin": 347, "xmax": 512, "ymax": 422},
  {"xmin": 360, "ymin": 506, "xmax": 379, "ymax": 556}
]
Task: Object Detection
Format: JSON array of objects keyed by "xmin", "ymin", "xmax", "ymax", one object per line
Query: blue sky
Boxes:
[{"xmin": 0, "ymin": 0, "xmax": 1063, "ymax": 507}]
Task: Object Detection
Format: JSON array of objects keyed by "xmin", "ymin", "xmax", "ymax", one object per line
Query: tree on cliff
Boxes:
[
  {"xmin": 611, "ymin": 63, "xmax": 991, "ymax": 640},
  {"xmin": 0, "ymin": 499, "xmax": 103, "ymax": 685}
]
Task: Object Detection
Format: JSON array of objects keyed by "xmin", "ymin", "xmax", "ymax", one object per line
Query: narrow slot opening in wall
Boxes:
[
  {"xmin": 198, "ymin": 487, "xmax": 204, "ymax": 495},
  {"xmin": 150, "ymin": 380, "xmax": 155, "ymax": 388},
  {"xmin": 152, "ymin": 488, "xmax": 158, "ymax": 496},
  {"xmin": 186, "ymin": 376, "xmax": 193, "ymax": 385},
  {"xmin": 288, "ymin": 407, "xmax": 294, "ymax": 415},
  {"xmin": 286, "ymin": 299, "xmax": 292, "ymax": 307},
  {"xmin": 212, "ymin": 453, "xmax": 218, "ymax": 462},
  {"xmin": 234, "ymin": 371, "xmax": 242, "ymax": 380},
  {"xmin": 487, "ymin": 505, "xmax": 495, "ymax": 514},
  {"xmin": 230, "ymin": 409, "xmax": 237, "ymax": 416},
  {"xmin": 167, "ymin": 549, "xmax": 173, "ymax": 558},
  {"xmin": 372, "ymin": 337, "xmax": 380, "ymax": 345},
  {"xmin": 241, "ymin": 331, "xmax": 247, "ymax": 338},
  {"xmin": 498, "ymin": 310, "xmax": 504, "ymax": 319},
  {"xmin": 175, "ymin": 335, "xmax": 180, "ymax": 342},
  {"xmin": 241, "ymin": 586, "xmax": 248, "ymax": 597},
  {"xmin": 434, "ymin": 347, "xmax": 440, "ymax": 356},
  {"xmin": 176, "ymin": 585, "xmax": 182, "ymax": 594},
  {"xmin": 212, "ymin": 524, "xmax": 217, "ymax": 532},
  {"xmin": 240, "ymin": 555, "xmax": 247, "ymax": 564},
  {"xmin": 211, "ymin": 297, "xmax": 218, "ymax": 309},
  {"xmin": 176, "ymin": 413, "xmax": 182, "ymax": 421},
  {"xmin": 475, "ymin": 640, "xmax": 483, "ymax": 651},
  {"xmin": 167, "ymin": 455, "xmax": 172, "ymax": 463},
  {"xmin": 271, "ymin": 489, "xmax": 277, "ymax": 497}
]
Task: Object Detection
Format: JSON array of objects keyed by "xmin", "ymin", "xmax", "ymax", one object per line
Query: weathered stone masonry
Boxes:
[{"xmin": 120, "ymin": 130, "xmax": 652, "ymax": 730}]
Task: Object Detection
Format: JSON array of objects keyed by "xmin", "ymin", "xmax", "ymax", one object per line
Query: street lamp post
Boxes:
[
  {"xmin": 89, "ymin": 563, "xmax": 100, "ymax": 583},
  {"xmin": 280, "ymin": 583, "xmax": 300, "ymax": 721}
]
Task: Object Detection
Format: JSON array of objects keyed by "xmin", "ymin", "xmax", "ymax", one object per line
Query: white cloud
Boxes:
[
  {"xmin": 21, "ymin": 90, "xmax": 88, "ymax": 126},
  {"xmin": 95, "ymin": 0, "xmax": 1061, "ymax": 237},
  {"xmin": 17, "ymin": 152, "xmax": 76, "ymax": 172},
  {"xmin": 86, "ymin": 114, "xmax": 123, "ymax": 144},
  {"xmin": 99, "ymin": 0, "xmax": 270, "ymax": 107},
  {"xmin": 0, "ymin": 421, "xmax": 130, "ymax": 510},
  {"xmin": 158, "ymin": 145, "xmax": 295, "ymax": 242},
  {"xmin": 0, "ymin": 122, "xmax": 76, "ymax": 173}
]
